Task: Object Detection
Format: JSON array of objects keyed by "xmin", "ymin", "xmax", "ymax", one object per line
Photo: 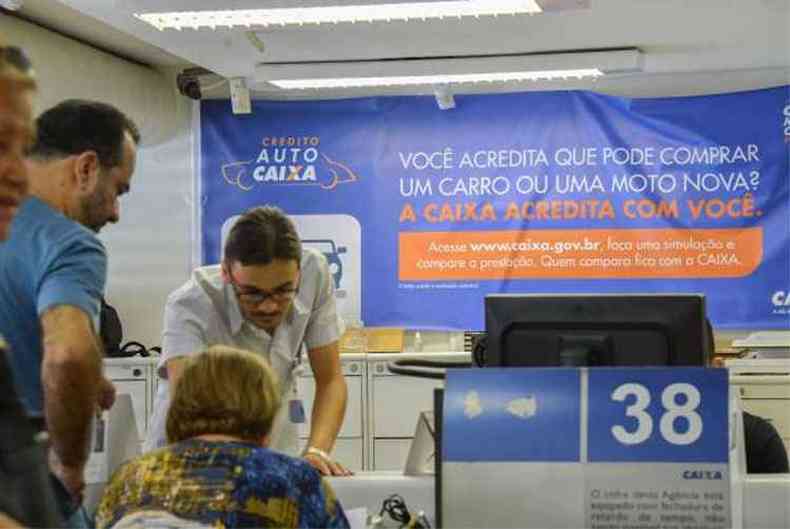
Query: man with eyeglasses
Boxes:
[{"xmin": 146, "ymin": 206, "xmax": 352, "ymax": 476}]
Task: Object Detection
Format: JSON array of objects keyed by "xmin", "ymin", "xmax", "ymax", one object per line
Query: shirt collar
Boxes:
[
  {"xmin": 290, "ymin": 289, "xmax": 310, "ymax": 318},
  {"xmin": 226, "ymin": 283, "xmax": 245, "ymax": 336}
]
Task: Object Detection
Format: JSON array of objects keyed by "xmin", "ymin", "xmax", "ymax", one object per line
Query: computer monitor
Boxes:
[{"xmin": 484, "ymin": 293, "xmax": 709, "ymax": 367}]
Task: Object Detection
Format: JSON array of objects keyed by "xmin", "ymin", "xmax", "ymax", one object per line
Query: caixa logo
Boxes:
[
  {"xmin": 220, "ymin": 137, "xmax": 359, "ymax": 192},
  {"xmin": 682, "ymin": 469, "xmax": 723, "ymax": 480},
  {"xmin": 772, "ymin": 290, "xmax": 790, "ymax": 314}
]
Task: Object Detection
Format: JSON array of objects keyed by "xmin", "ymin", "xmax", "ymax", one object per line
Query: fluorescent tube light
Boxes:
[
  {"xmin": 270, "ymin": 69, "xmax": 602, "ymax": 89},
  {"xmin": 135, "ymin": 1, "xmax": 543, "ymax": 30},
  {"xmin": 255, "ymin": 49, "xmax": 642, "ymax": 90}
]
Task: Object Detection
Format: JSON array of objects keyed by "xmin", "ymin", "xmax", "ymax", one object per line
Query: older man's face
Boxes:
[
  {"xmin": 79, "ymin": 131, "xmax": 137, "ymax": 233},
  {"xmin": 0, "ymin": 85, "xmax": 33, "ymax": 240}
]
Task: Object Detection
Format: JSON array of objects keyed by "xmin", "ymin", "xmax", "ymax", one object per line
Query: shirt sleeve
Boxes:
[
  {"xmin": 744, "ymin": 412, "xmax": 789, "ymax": 474},
  {"xmin": 159, "ymin": 288, "xmax": 209, "ymax": 373},
  {"xmin": 761, "ymin": 429, "xmax": 790, "ymax": 473},
  {"xmin": 304, "ymin": 253, "xmax": 345, "ymax": 350},
  {"xmin": 36, "ymin": 231, "xmax": 106, "ymax": 330}
]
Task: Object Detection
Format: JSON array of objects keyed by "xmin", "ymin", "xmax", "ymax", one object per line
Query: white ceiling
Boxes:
[
  {"xmin": 12, "ymin": 0, "xmax": 790, "ymax": 99},
  {"xmin": 13, "ymin": 0, "xmax": 186, "ymax": 66}
]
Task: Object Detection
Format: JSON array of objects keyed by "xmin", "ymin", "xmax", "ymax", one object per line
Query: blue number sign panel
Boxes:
[
  {"xmin": 441, "ymin": 368, "xmax": 733, "ymax": 529},
  {"xmin": 443, "ymin": 368, "xmax": 586, "ymax": 528},
  {"xmin": 585, "ymin": 368, "xmax": 731, "ymax": 529},
  {"xmin": 588, "ymin": 368, "xmax": 729, "ymax": 463}
]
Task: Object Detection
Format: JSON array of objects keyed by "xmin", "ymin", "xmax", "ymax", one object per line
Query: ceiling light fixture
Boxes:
[
  {"xmin": 255, "ymin": 49, "xmax": 642, "ymax": 90},
  {"xmin": 269, "ymin": 69, "xmax": 603, "ymax": 89},
  {"xmin": 0, "ymin": 0, "xmax": 23, "ymax": 10},
  {"xmin": 134, "ymin": 1, "xmax": 544, "ymax": 30}
]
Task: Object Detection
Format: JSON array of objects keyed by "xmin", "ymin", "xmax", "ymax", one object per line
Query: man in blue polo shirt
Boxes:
[{"xmin": 0, "ymin": 99, "xmax": 139, "ymax": 524}]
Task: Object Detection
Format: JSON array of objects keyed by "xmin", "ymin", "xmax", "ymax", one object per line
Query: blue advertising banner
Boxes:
[{"xmin": 200, "ymin": 87, "xmax": 790, "ymax": 329}]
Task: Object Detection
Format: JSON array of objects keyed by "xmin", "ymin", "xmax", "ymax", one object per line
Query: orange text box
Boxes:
[{"xmin": 398, "ymin": 228, "xmax": 762, "ymax": 280}]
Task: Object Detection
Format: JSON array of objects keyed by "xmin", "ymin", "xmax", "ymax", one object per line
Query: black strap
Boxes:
[{"xmin": 120, "ymin": 341, "xmax": 150, "ymax": 357}]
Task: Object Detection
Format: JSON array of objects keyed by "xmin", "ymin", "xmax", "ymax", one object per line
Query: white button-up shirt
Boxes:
[{"xmin": 145, "ymin": 248, "xmax": 344, "ymax": 455}]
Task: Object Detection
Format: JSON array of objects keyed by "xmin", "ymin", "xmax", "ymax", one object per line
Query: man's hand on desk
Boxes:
[{"xmin": 303, "ymin": 446, "xmax": 353, "ymax": 476}]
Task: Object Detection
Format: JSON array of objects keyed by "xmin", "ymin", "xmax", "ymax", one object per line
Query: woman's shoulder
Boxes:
[
  {"xmin": 232, "ymin": 446, "xmax": 327, "ymax": 497},
  {"xmin": 103, "ymin": 444, "xmax": 183, "ymax": 490},
  {"xmin": 244, "ymin": 446, "xmax": 318, "ymax": 478},
  {"xmin": 235, "ymin": 448, "xmax": 346, "ymax": 527}
]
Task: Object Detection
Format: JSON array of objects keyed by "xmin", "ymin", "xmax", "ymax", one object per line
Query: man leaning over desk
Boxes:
[{"xmin": 146, "ymin": 205, "xmax": 351, "ymax": 476}]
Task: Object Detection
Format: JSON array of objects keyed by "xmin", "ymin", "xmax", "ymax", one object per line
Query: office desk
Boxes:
[{"xmin": 329, "ymin": 472, "xmax": 790, "ymax": 529}]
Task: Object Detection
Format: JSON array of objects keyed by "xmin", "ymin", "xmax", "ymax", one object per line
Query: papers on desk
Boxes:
[
  {"xmin": 344, "ymin": 507, "xmax": 367, "ymax": 529},
  {"xmin": 745, "ymin": 349, "xmax": 790, "ymax": 360},
  {"xmin": 84, "ymin": 414, "xmax": 108, "ymax": 484},
  {"xmin": 732, "ymin": 331, "xmax": 790, "ymax": 359}
]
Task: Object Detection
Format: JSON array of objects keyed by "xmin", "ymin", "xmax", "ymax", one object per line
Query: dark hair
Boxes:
[
  {"xmin": 224, "ymin": 206, "xmax": 302, "ymax": 267},
  {"xmin": 0, "ymin": 45, "xmax": 36, "ymax": 87},
  {"xmin": 29, "ymin": 99, "xmax": 140, "ymax": 168}
]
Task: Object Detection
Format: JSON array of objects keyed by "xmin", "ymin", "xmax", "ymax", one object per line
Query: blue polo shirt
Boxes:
[{"xmin": 0, "ymin": 196, "xmax": 106, "ymax": 415}]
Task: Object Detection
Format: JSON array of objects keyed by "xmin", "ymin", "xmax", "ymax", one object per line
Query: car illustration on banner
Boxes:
[{"xmin": 302, "ymin": 239, "xmax": 347, "ymax": 290}]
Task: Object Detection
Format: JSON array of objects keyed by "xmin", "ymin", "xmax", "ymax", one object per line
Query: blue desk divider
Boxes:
[{"xmin": 442, "ymin": 367, "xmax": 738, "ymax": 529}]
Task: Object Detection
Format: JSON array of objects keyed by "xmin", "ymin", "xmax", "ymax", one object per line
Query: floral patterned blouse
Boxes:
[{"xmin": 96, "ymin": 439, "xmax": 349, "ymax": 529}]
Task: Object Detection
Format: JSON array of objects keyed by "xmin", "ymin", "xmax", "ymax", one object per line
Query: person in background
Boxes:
[
  {"xmin": 742, "ymin": 411, "xmax": 788, "ymax": 473},
  {"xmin": 146, "ymin": 206, "xmax": 351, "ymax": 476},
  {"xmin": 97, "ymin": 346, "xmax": 349, "ymax": 529},
  {"xmin": 0, "ymin": 44, "xmax": 32, "ymax": 238},
  {"xmin": 0, "ymin": 99, "xmax": 140, "ymax": 525},
  {"xmin": 707, "ymin": 321, "xmax": 787, "ymax": 473},
  {"xmin": 0, "ymin": 41, "xmax": 64, "ymax": 529}
]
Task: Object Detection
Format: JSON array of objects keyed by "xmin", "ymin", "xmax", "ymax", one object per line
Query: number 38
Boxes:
[{"xmin": 611, "ymin": 383, "xmax": 703, "ymax": 446}]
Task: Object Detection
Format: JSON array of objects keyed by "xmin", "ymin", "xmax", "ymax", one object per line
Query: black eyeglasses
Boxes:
[
  {"xmin": 226, "ymin": 268, "xmax": 299, "ymax": 307},
  {"xmin": 1, "ymin": 46, "xmax": 33, "ymax": 75}
]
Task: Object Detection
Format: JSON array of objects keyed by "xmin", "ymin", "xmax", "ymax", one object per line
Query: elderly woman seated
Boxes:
[{"xmin": 95, "ymin": 346, "xmax": 349, "ymax": 529}]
